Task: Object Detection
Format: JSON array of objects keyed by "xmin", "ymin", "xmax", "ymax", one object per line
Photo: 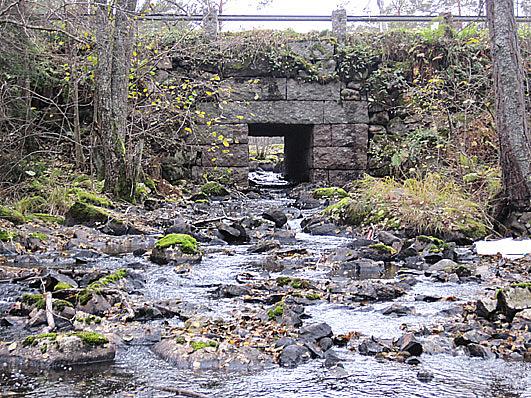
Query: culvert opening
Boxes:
[{"xmin": 248, "ymin": 123, "xmax": 313, "ymax": 184}]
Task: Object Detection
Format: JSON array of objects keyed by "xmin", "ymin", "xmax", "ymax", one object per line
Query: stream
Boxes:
[{"xmin": 1, "ymin": 181, "xmax": 530, "ymax": 397}]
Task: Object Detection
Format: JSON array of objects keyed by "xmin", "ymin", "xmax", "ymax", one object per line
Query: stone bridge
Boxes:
[{"xmin": 165, "ymin": 38, "xmax": 389, "ymax": 186}]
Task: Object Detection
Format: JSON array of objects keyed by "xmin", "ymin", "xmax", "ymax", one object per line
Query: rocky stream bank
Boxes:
[{"xmin": 0, "ymin": 180, "xmax": 530, "ymax": 397}]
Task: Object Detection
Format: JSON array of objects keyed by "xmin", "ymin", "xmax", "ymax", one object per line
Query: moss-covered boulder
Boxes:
[
  {"xmin": 71, "ymin": 188, "xmax": 113, "ymax": 208},
  {"xmin": 201, "ymin": 181, "xmax": 229, "ymax": 197},
  {"xmin": 150, "ymin": 233, "xmax": 201, "ymax": 265},
  {"xmin": 0, "ymin": 331, "xmax": 114, "ymax": 369},
  {"xmin": 0, "ymin": 205, "xmax": 25, "ymax": 225},
  {"xmin": 64, "ymin": 201, "xmax": 110, "ymax": 227},
  {"xmin": 27, "ymin": 213, "xmax": 65, "ymax": 225},
  {"xmin": 313, "ymin": 187, "xmax": 348, "ymax": 199}
]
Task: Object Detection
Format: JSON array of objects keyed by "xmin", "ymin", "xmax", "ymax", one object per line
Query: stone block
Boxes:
[
  {"xmin": 192, "ymin": 166, "xmax": 249, "ymax": 186},
  {"xmin": 194, "ymin": 143, "xmax": 248, "ymax": 167},
  {"xmin": 288, "ymin": 40, "xmax": 335, "ymax": 60},
  {"xmin": 310, "ymin": 169, "xmax": 329, "ymax": 182},
  {"xmin": 329, "ymin": 170, "xmax": 364, "ymax": 185},
  {"xmin": 202, "ymin": 101, "xmax": 324, "ymax": 124},
  {"xmin": 312, "ymin": 125, "xmax": 332, "ymax": 147},
  {"xmin": 323, "ymin": 101, "xmax": 369, "ymax": 124},
  {"xmin": 221, "ymin": 77, "xmax": 287, "ymax": 101},
  {"xmin": 330, "ymin": 124, "xmax": 368, "ymax": 147},
  {"xmin": 223, "ymin": 57, "xmax": 272, "ymax": 77},
  {"xmin": 312, "ymin": 146, "xmax": 367, "ymax": 170},
  {"xmin": 186, "ymin": 124, "xmax": 248, "ymax": 145},
  {"xmin": 287, "ymin": 79, "xmax": 340, "ymax": 101}
]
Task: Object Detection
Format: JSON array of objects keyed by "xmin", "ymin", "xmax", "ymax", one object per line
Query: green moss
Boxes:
[
  {"xmin": 69, "ymin": 331, "xmax": 109, "ymax": 347},
  {"xmin": 417, "ymin": 235, "xmax": 446, "ymax": 246},
  {"xmin": 22, "ymin": 293, "xmax": 45, "ymax": 309},
  {"xmin": 313, "ymin": 187, "xmax": 348, "ymax": 199},
  {"xmin": 0, "ymin": 205, "xmax": 25, "ymax": 224},
  {"xmin": 190, "ymin": 340, "xmax": 218, "ymax": 351},
  {"xmin": 27, "ymin": 213, "xmax": 65, "ymax": 225},
  {"xmin": 175, "ymin": 335, "xmax": 186, "ymax": 344},
  {"xmin": 23, "ymin": 332, "xmax": 58, "ymax": 347},
  {"xmin": 155, "ymin": 233, "xmax": 198, "ymax": 254},
  {"xmin": 78, "ymin": 269, "xmax": 127, "ymax": 305},
  {"xmin": 200, "ymin": 181, "xmax": 229, "ymax": 197},
  {"xmin": 306, "ymin": 293, "xmax": 321, "ymax": 300},
  {"xmin": 75, "ymin": 314, "xmax": 102, "ymax": 325},
  {"xmin": 53, "ymin": 281, "xmax": 73, "ymax": 291},
  {"xmin": 15, "ymin": 196, "xmax": 48, "ymax": 215},
  {"xmin": 267, "ymin": 302, "xmax": 284, "ymax": 320},
  {"xmin": 369, "ymin": 243, "xmax": 397, "ymax": 255},
  {"xmin": 71, "ymin": 188, "xmax": 113, "ymax": 208},
  {"xmin": 511, "ymin": 282, "xmax": 531, "ymax": 289},
  {"xmin": 144, "ymin": 178, "xmax": 157, "ymax": 192},
  {"xmin": 66, "ymin": 201, "xmax": 110, "ymax": 224},
  {"xmin": 276, "ymin": 276, "xmax": 309, "ymax": 289},
  {"xmin": 53, "ymin": 299, "xmax": 74, "ymax": 311},
  {"xmin": 455, "ymin": 218, "xmax": 487, "ymax": 240},
  {"xmin": 29, "ymin": 232, "xmax": 48, "ymax": 241},
  {"xmin": 134, "ymin": 183, "xmax": 151, "ymax": 203},
  {"xmin": 0, "ymin": 229, "xmax": 16, "ymax": 242},
  {"xmin": 194, "ymin": 199, "xmax": 209, "ymax": 204}
]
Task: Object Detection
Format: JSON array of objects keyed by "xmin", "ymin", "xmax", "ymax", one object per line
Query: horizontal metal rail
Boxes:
[{"xmin": 140, "ymin": 14, "xmax": 531, "ymax": 23}]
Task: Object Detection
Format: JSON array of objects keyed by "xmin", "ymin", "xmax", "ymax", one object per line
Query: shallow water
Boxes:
[{"xmin": 2, "ymin": 183, "xmax": 531, "ymax": 397}]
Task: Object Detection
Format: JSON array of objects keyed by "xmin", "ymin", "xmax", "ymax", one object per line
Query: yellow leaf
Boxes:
[{"xmin": 222, "ymin": 139, "xmax": 229, "ymax": 147}]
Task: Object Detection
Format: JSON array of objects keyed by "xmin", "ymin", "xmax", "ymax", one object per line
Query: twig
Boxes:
[
  {"xmin": 44, "ymin": 292, "xmax": 56, "ymax": 331},
  {"xmin": 153, "ymin": 386, "xmax": 209, "ymax": 398}
]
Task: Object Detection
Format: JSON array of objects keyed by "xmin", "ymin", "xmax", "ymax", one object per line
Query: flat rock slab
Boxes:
[
  {"xmin": 0, "ymin": 334, "xmax": 115, "ymax": 369},
  {"xmin": 152, "ymin": 339, "xmax": 272, "ymax": 372}
]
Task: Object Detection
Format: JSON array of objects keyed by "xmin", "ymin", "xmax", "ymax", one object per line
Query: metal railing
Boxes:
[{"xmin": 141, "ymin": 14, "xmax": 531, "ymax": 23}]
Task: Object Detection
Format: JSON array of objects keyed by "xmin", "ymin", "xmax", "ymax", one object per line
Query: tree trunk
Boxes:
[
  {"xmin": 94, "ymin": 0, "xmax": 138, "ymax": 200},
  {"xmin": 486, "ymin": 0, "xmax": 531, "ymax": 212}
]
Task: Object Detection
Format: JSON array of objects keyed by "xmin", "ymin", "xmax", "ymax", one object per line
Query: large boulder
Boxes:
[
  {"xmin": 152, "ymin": 339, "xmax": 271, "ymax": 371},
  {"xmin": 262, "ymin": 208, "xmax": 288, "ymax": 228},
  {"xmin": 150, "ymin": 233, "xmax": 201, "ymax": 265},
  {"xmin": 0, "ymin": 331, "xmax": 115, "ymax": 369},
  {"xmin": 496, "ymin": 285, "xmax": 531, "ymax": 320},
  {"xmin": 217, "ymin": 223, "xmax": 249, "ymax": 244},
  {"xmin": 279, "ymin": 344, "xmax": 311, "ymax": 368}
]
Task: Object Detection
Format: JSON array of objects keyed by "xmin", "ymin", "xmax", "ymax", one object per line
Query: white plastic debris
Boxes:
[{"xmin": 475, "ymin": 238, "xmax": 531, "ymax": 259}]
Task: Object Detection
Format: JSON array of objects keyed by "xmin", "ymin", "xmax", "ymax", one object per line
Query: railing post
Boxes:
[
  {"xmin": 332, "ymin": 8, "xmax": 347, "ymax": 43},
  {"xmin": 203, "ymin": 7, "xmax": 219, "ymax": 40}
]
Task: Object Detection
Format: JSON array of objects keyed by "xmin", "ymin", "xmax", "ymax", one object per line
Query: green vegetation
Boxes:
[
  {"xmin": 511, "ymin": 282, "xmax": 531, "ymax": 289},
  {"xmin": 305, "ymin": 293, "xmax": 321, "ymax": 300},
  {"xmin": 27, "ymin": 213, "xmax": 65, "ymax": 224},
  {"xmin": 331, "ymin": 174, "xmax": 488, "ymax": 240},
  {"xmin": 313, "ymin": 187, "xmax": 348, "ymax": 199},
  {"xmin": 369, "ymin": 243, "xmax": 397, "ymax": 255},
  {"xmin": 0, "ymin": 229, "xmax": 16, "ymax": 241},
  {"xmin": 200, "ymin": 181, "xmax": 229, "ymax": 197},
  {"xmin": 29, "ymin": 232, "xmax": 48, "ymax": 241},
  {"xmin": 66, "ymin": 201, "xmax": 110, "ymax": 224},
  {"xmin": 23, "ymin": 332, "xmax": 58, "ymax": 347},
  {"xmin": 75, "ymin": 314, "xmax": 102, "ymax": 325},
  {"xmin": 155, "ymin": 233, "xmax": 198, "ymax": 254},
  {"xmin": 15, "ymin": 195, "xmax": 48, "ymax": 214},
  {"xmin": 190, "ymin": 340, "xmax": 218, "ymax": 351},
  {"xmin": 0, "ymin": 205, "xmax": 25, "ymax": 224},
  {"xmin": 71, "ymin": 188, "xmax": 113, "ymax": 208},
  {"xmin": 69, "ymin": 331, "xmax": 109, "ymax": 347},
  {"xmin": 276, "ymin": 276, "xmax": 310, "ymax": 289},
  {"xmin": 53, "ymin": 281, "xmax": 73, "ymax": 291},
  {"xmin": 78, "ymin": 269, "xmax": 127, "ymax": 305},
  {"xmin": 22, "ymin": 293, "xmax": 45, "ymax": 309},
  {"xmin": 267, "ymin": 302, "xmax": 284, "ymax": 320}
]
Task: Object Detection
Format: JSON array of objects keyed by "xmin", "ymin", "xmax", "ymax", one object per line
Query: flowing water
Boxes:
[{"xmin": 1, "ymin": 181, "xmax": 531, "ymax": 397}]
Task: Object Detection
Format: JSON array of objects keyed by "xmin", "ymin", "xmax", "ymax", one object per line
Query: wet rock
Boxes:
[
  {"xmin": 417, "ymin": 371, "xmax": 434, "ymax": 382},
  {"xmin": 396, "ymin": 333, "xmax": 423, "ymax": 357},
  {"xmin": 217, "ymin": 223, "xmax": 249, "ymax": 244},
  {"xmin": 0, "ymin": 332, "xmax": 115, "ymax": 369},
  {"xmin": 377, "ymin": 231, "xmax": 402, "ymax": 247},
  {"xmin": 348, "ymin": 280, "xmax": 406, "ymax": 302},
  {"xmin": 262, "ymin": 209, "xmax": 288, "ymax": 228},
  {"xmin": 150, "ymin": 246, "xmax": 202, "ymax": 266},
  {"xmin": 358, "ymin": 337, "xmax": 390, "ymax": 356},
  {"xmin": 275, "ymin": 336, "xmax": 296, "ymax": 349},
  {"xmin": 279, "ymin": 344, "xmax": 311, "ymax": 368},
  {"xmin": 330, "ymin": 259, "xmax": 385, "ymax": 279},
  {"xmin": 215, "ymin": 284, "xmax": 251, "ymax": 298},
  {"xmin": 294, "ymin": 192, "xmax": 320, "ymax": 210},
  {"xmin": 323, "ymin": 349, "xmax": 342, "ymax": 368},
  {"xmin": 153, "ymin": 339, "xmax": 272, "ymax": 371},
  {"xmin": 382, "ymin": 304, "xmax": 415, "ymax": 317},
  {"xmin": 64, "ymin": 202, "xmax": 109, "ymax": 227},
  {"xmin": 26, "ymin": 309, "xmax": 47, "ymax": 329},
  {"xmin": 426, "ymin": 259, "xmax": 474, "ymax": 278},
  {"xmin": 464, "ymin": 343, "xmax": 494, "ymax": 359},
  {"xmin": 248, "ymin": 240, "xmax": 280, "ymax": 253},
  {"xmin": 77, "ymin": 293, "xmax": 112, "ymax": 316},
  {"xmin": 282, "ymin": 307, "xmax": 303, "ymax": 327},
  {"xmin": 415, "ymin": 294, "xmax": 442, "ymax": 302},
  {"xmin": 497, "ymin": 286, "xmax": 531, "ymax": 320},
  {"xmin": 454, "ymin": 330, "xmax": 489, "ymax": 347},
  {"xmin": 299, "ymin": 322, "xmax": 333, "ymax": 343},
  {"xmin": 165, "ymin": 220, "xmax": 193, "ymax": 235},
  {"xmin": 319, "ymin": 337, "xmax": 334, "ymax": 352}
]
